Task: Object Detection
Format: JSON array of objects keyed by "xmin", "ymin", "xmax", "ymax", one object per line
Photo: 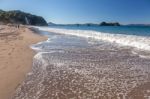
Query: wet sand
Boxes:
[
  {"xmin": 13, "ymin": 33, "xmax": 150, "ymax": 99},
  {"xmin": 0, "ymin": 25, "xmax": 46, "ymax": 99}
]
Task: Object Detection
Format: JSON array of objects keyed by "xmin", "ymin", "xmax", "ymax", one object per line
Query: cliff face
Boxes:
[{"xmin": 0, "ymin": 10, "xmax": 48, "ymax": 26}]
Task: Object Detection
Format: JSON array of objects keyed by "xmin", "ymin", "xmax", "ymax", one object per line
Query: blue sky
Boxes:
[{"xmin": 0, "ymin": 0, "xmax": 150, "ymax": 24}]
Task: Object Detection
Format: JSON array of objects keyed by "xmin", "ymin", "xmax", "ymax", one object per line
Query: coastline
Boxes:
[
  {"xmin": 11, "ymin": 26, "xmax": 150, "ymax": 99},
  {"xmin": 0, "ymin": 25, "xmax": 47, "ymax": 99}
]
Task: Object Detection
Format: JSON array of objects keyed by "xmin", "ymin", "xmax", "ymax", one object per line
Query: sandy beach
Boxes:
[
  {"xmin": 0, "ymin": 25, "xmax": 46, "ymax": 99},
  {"xmin": 0, "ymin": 1, "xmax": 149, "ymax": 99},
  {"xmin": 12, "ymin": 29, "xmax": 150, "ymax": 99}
]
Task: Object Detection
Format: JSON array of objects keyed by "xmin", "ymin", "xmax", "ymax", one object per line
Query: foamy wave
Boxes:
[
  {"xmin": 35, "ymin": 26, "xmax": 150, "ymax": 51},
  {"xmin": 33, "ymin": 52, "xmax": 49, "ymax": 70}
]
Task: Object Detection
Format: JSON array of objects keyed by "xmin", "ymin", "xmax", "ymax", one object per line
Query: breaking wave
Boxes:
[
  {"xmin": 35, "ymin": 26, "xmax": 150, "ymax": 51},
  {"xmin": 12, "ymin": 26, "xmax": 150, "ymax": 99}
]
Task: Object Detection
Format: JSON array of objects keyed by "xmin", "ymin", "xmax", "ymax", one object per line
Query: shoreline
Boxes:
[
  {"xmin": 36, "ymin": 27, "xmax": 150, "ymax": 51},
  {"xmin": 12, "ymin": 27, "xmax": 150, "ymax": 99},
  {"xmin": 0, "ymin": 25, "xmax": 47, "ymax": 99}
]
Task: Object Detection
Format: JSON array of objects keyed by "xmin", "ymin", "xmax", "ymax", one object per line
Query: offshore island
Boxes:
[{"xmin": 0, "ymin": 9, "xmax": 150, "ymax": 99}]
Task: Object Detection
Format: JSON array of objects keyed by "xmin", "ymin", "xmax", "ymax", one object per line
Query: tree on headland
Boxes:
[{"xmin": 0, "ymin": 10, "xmax": 48, "ymax": 26}]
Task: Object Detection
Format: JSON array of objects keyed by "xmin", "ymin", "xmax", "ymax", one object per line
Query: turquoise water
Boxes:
[{"xmin": 49, "ymin": 25, "xmax": 150, "ymax": 37}]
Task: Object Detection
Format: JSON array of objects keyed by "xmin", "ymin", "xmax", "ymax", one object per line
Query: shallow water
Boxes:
[
  {"xmin": 36, "ymin": 26, "xmax": 150, "ymax": 51},
  {"xmin": 13, "ymin": 28, "xmax": 150, "ymax": 99}
]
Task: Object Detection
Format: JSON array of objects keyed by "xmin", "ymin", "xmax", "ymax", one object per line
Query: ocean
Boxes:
[
  {"xmin": 48, "ymin": 25, "xmax": 150, "ymax": 36},
  {"xmin": 13, "ymin": 26, "xmax": 150, "ymax": 99}
]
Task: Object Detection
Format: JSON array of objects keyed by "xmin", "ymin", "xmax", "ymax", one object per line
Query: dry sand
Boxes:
[{"xmin": 0, "ymin": 25, "xmax": 47, "ymax": 99}]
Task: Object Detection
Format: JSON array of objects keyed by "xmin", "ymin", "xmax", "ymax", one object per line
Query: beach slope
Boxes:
[{"xmin": 0, "ymin": 25, "xmax": 46, "ymax": 99}]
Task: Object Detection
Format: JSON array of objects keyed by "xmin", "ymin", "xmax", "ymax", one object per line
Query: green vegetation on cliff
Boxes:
[{"xmin": 0, "ymin": 10, "xmax": 48, "ymax": 26}]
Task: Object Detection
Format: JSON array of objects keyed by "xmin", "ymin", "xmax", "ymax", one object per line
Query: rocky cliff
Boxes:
[{"xmin": 0, "ymin": 10, "xmax": 48, "ymax": 26}]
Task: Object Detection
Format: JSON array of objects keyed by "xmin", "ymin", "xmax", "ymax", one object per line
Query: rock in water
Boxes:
[{"xmin": 100, "ymin": 22, "xmax": 120, "ymax": 26}]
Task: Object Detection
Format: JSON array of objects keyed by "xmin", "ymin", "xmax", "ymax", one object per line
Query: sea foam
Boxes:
[
  {"xmin": 35, "ymin": 26, "xmax": 150, "ymax": 51},
  {"xmin": 13, "ymin": 26, "xmax": 150, "ymax": 99}
]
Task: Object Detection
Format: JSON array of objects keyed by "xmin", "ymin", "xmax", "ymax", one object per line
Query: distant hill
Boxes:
[
  {"xmin": 0, "ymin": 10, "xmax": 48, "ymax": 26},
  {"xmin": 48, "ymin": 22, "xmax": 56, "ymax": 26},
  {"xmin": 48, "ymin": 22, "xmax": 121, "ymax": 26}
]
